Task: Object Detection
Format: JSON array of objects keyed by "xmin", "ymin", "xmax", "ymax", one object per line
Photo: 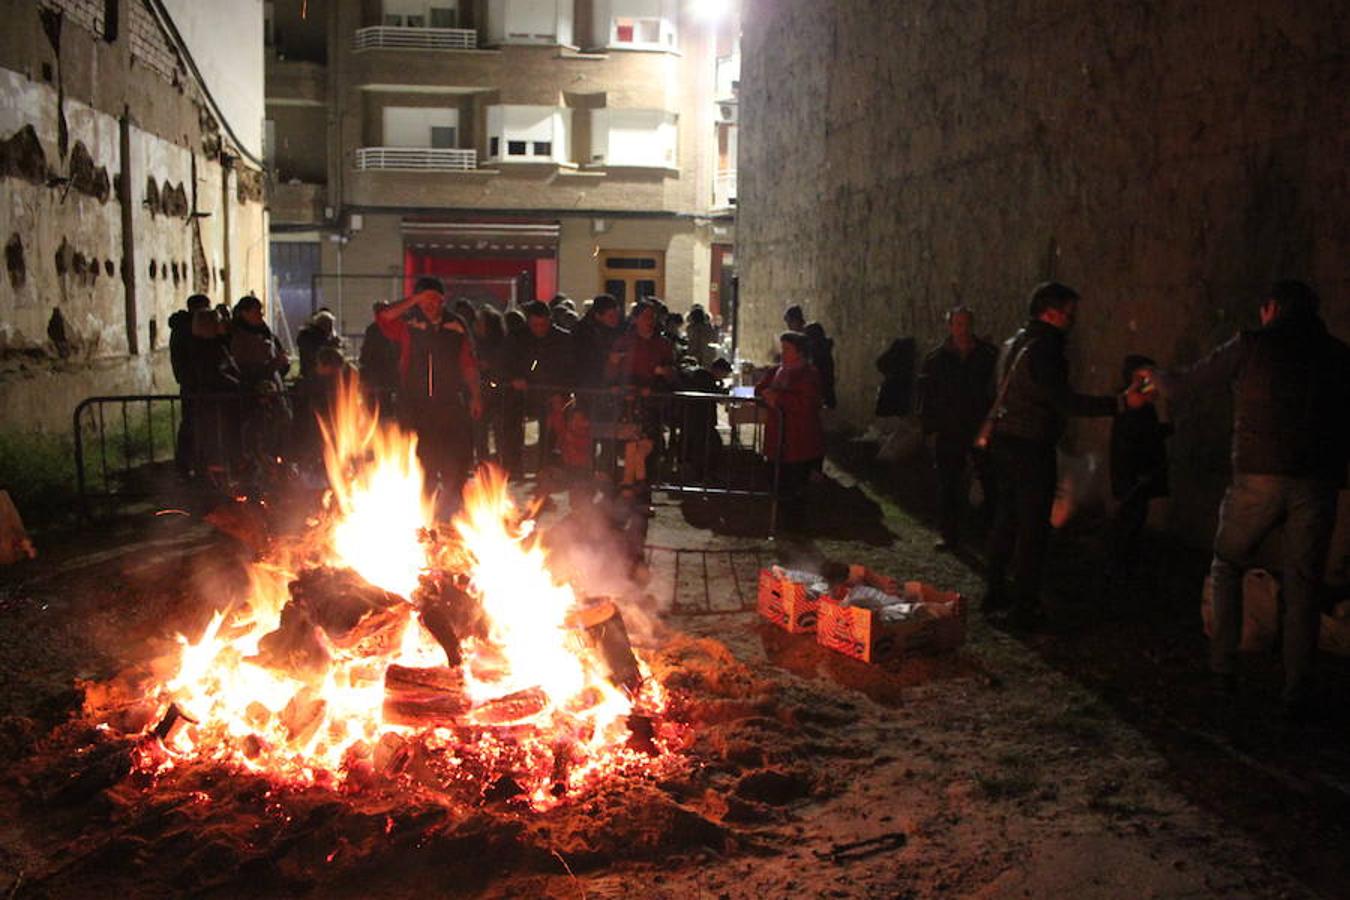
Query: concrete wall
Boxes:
[
  {"xmin": 736, "ymin": 0, "xmax": 1349, "ymax": 542},
  {"xmin": 0, "ymin": 0, "xmax": 268, "ymax": 435}
]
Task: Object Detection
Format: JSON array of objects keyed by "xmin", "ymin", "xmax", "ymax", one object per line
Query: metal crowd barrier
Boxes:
[
  {"xmin": 73, "ymin": 383, "xmax": 786, "ymax": 532},
  {"xmin": 507, "ymin": 384, "xmax": 785, "ymax": 533}
]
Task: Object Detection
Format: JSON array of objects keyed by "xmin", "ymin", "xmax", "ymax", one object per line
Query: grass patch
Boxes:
[{"xmin": 0, "ymin": 403, "xmax": 179, "ymax": 528}]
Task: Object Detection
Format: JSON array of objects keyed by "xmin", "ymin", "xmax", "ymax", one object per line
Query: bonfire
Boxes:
[{"xmin": 128, "ymin": 376, "xmax": 681, "ymax": 810}]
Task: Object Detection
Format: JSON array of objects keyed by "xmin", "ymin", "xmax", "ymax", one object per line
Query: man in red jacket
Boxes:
[
  {"xmin": 757, "ymin": 331, "xmax": 825, "ymax": 521},
  {"xmin": 377, "ymin": 277, "xmax": 482, "ymax": 501}
]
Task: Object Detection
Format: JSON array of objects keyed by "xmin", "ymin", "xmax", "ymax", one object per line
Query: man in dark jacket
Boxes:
[
  {"xmin": 918, "ymin": 306, "xmax": 998, "ymax": 550},
  {"xmin": 572, "ymin": 294, "xmax": 623, "ymax": 389},
  {"xmin": 169, "ymin": 293, "xmax": 211, "ymax": 475},
  {"xmin": 1163, "ymin": 280, "xmax": 1350, "ymax": 716},
  {"xmin": 502, "ymin": 301, "xmax": 576, "ymax": 477},
  {"xmin": 295, "ymin": 309, "xmax": 342, "ymax": 380},
  {"xmin": 984, "ymin": 282, "xmax": 1145, "ymax": 628},
  {"xmin": 377, "ymin": 277, "xmax": 482, "ymax": 499},
  {"xmin": 358, "ymin": 301, "xmax": 401, "ymax": 409}
]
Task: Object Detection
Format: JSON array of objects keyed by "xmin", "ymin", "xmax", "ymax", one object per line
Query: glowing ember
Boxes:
[{"xmin": 138, "ymin": 375, "xmax": 679, "ymax": 808}]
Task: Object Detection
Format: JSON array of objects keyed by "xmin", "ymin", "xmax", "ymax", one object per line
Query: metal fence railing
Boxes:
[
  {"xmin": 72, "ymin": 384, "xmax": 786, "ymax": 531},
  {"xmin": 352, "ymin": 26, "xmax": 478, "ymax": 51},
  {"xmin": 355, "ymin": 147, "xmax": 478, "ymax": 171}
]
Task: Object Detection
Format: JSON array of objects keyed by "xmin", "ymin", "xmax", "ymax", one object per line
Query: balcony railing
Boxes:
[
  {"xmin": 714, "ymin": 169, "xmax": 737, "ymax": 209},
  {"xmin": 355, "ymin": 147, "xmax": 478, "ymax": 171},
  {"xmin": 352, "ymin": 26, "xmax": 478, "ymax": 51}
]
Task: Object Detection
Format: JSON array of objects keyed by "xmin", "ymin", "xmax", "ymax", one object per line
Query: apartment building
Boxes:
[{"xmin": 266, "ymin": 0, "xmax": 739, "ymax": 342}]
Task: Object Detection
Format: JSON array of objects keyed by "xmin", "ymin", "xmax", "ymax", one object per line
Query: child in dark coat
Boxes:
[{"xmin": 1109, "ymin": 354, "xmax": 1172, "ymax": 577}]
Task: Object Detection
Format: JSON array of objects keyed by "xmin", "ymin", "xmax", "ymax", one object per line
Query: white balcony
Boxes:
[
  {"xmin": 355, "ymin": 147, "xmax": 478, "ymax": 171},
  {"xmin": 353, "ymin": 26, "xmax": 478, "ymax": 51},
  {"xmin": 714, "ymin": 169, "xmax": 736, "ymax": 210}
]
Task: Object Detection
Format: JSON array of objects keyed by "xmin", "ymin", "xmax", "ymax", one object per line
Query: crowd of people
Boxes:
[
  {"xmin": 167, "ymin": 279, "xmax": 741, "ymax": 514},
  {"xmin": 909, "ymin": 279, "xmax": 1349, "ymax": 718}
]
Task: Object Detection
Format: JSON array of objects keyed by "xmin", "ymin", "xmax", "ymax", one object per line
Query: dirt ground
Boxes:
[{"xmin": 0, "ymin": 457, "xmax": 1347, "ymax": 898}]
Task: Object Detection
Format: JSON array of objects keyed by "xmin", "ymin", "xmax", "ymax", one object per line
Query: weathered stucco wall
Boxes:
[
  {"xmin": 0, "ymin": 0, "xmax": 268, "ymax": 435},
  {"xmin": 737, "ymin": 0, "xmax": 1349, "ymax": 541}
]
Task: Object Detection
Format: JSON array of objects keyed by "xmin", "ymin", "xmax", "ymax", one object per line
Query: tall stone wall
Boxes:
[{"xmin": 737, "ymin": 0, "xmax": 1349, "ymax": 542}]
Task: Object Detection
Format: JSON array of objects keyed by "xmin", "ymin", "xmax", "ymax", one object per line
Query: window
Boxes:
[
  {"xmin": 383, "ymin": 107, "xmax": 460, "ymax": 148},
  {"xmin": 590, "ymin": 108, "xmax": 677, "ymax": 167},
  {"xmin": 485, "ymin": 105, "xmax": 570, "ymax": 162},
  {"xmin": 383, "ymin": 1, "xmax": 458, "ymax": 29},
  {"xmin": 600, "ymin": 0, "xmax": 676, "ymax": 48},
  {"xmin": 486, "ymin": 0, "xmax": 572, "ymax": 45},
  {"xmin": 614, "ymin": 17, "xmax": 660, "ymax": 44}
]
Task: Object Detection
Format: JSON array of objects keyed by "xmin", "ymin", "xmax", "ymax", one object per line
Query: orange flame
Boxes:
[{"xmin": 143, "ymin": 374, "xmax": 674, "ymax": 807}]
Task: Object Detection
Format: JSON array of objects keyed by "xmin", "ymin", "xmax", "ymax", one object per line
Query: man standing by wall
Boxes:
[
  {"xmin": 984, "ymin": 282, "xmax": 1147, "ymax": 629},
  {"xmin": 918, "ymin": 306, "xmax": 998, "ymax": 551},
  {"xmin": 1164, "ymin": 281, "xmax": 1350, "ymax": 718}
]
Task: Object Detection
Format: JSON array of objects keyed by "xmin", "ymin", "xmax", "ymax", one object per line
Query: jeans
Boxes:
[
  {"xmin": 1208, "ymin": 473, "xmax": 1337, "ymax": 700},
  {"xmin": 985, "ymin": 435, "xmax": 1058, "ymax": 612}
]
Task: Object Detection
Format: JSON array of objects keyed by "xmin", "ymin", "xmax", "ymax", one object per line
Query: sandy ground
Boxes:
[{"xmin": 0, "ymin": 458, "xmax": 1346, "ymax": 898}]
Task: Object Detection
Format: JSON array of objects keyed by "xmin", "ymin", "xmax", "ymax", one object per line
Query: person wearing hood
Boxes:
[
  {"xmin": 377, "ymin": 277, "xmax": 483, "ymax": 502},
  {"xmin": 169, "ymin": 293, "xmax": 211, "ymax": 476},
  {"xmin": 1158, "ymin": 280, "xmax": 1350, "ymax": 719}
]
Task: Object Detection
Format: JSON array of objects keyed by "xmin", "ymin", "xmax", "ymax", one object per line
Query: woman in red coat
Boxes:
[{"xmin": 756, "ymin": 331, "xmax": 825, "ymax": 513}]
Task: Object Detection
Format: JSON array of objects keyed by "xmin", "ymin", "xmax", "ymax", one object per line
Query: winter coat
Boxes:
[
  {"xmin": 917, "ymin": 337, "xmax": 998, "ymax": 446},
  {"xmin": 606, "ymin": 331, "xmax": 676, "ymax": 390},
  {"xmin": 168, "ymin": 309, "xmax": 196, "ymax": 389},
  {"xmin": 803, "ymin": 324, "xmax": 837, "ymax": 409},
  {"xmin": 296, "ymin": 324, "xmax": 342, "ymax": 379},
  {"xmin": 381, "ymin": 307, "xmax": 477, "ymax": 407},
  {"xmin": 874, "ymin": 337, "xmax": 916, "ymax": 417},
  {"xmin": 991, "ymin": 319, "xmax": 1116, "ymax": 446},
  {"xmin": 756, "ymin": 361, "xmax": 826, "ymax": 464},
  {"xmin": 1174, "ymin": 313, "xmax": 1350, "ymax": 485},
  {"xmin": 230, "ymin": 319, "xmax": 289, "ymax": 393},
  {"xmin": 1110, "ymin": 406, "xmax": 1172, "ymax": 501},
  {"xmin": 572, "ymin": 316, "xmax": 623, "ymax": 388},
  {"xmin": 508, "ymin": 325, "xmax": 576, "ymax": 390},
  {"xmin": 358, "ymin": 321, "xmax": 401, "ymax": 394},
  {"xmin": 686, "ymin": 319, "xmax": 719, "ymax": 368}
]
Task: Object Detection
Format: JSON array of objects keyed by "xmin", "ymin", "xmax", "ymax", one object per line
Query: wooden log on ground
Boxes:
[{"xmin": 568, "ymin": 599, "xmax": 642, "ymax": 691}]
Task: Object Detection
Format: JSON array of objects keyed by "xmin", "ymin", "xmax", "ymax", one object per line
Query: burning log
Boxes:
[
  {"xmin": 152, "ymin": 702, "xmax": 197, "ymax": 744},
  {"xmin": 416, "ymin": 574, "xmax": 488, "ymax": 667},
  {"xmin": 281, "ymin": 687, "xmax": 327, "ymax": 746},
  {"xmin": 568, "ymin": 599, "xmax": 642, "ymax": 691},
  {"xmin": 251, "ymin": 605, "xmax": 332, "ymax": 680},
  {"xmin": 468, "ymin": 687, "xmax": 549, "ymax": 725},
  {"xmin": 381, "ymin": 665, "xmax": 470, "ymax": 728},
  {"xmin": 290, "ymin": 567, "xmax": 408, "ymax": 652}
]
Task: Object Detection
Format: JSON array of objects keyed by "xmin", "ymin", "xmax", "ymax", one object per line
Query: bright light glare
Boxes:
[{"xmin": 690, "ymin": 0, "xmax": 725, "ymax": 23}]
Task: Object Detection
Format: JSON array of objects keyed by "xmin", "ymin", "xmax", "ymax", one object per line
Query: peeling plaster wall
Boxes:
[
  {"xmin": 0, "ymin": 0, "xmax": 269, "ymax": 436},
  {"xmin": 737, "ymin": 0, "xmax": 1349, "ymax": 542}
]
